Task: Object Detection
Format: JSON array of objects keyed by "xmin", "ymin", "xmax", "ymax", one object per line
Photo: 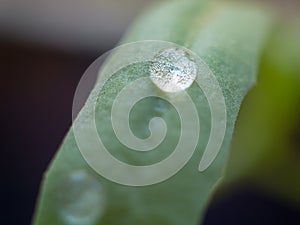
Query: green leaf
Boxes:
[{"xmin": 32, "ymin": 1, "xmax": 274, "ymax": 225}]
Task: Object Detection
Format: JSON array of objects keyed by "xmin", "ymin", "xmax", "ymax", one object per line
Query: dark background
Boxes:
[{"xmin": 1, "ymin": 0, "xmax": 300, "ymax": 225}]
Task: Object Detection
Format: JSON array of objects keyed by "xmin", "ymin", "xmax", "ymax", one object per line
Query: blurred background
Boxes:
[{"xmin": 1, "ymin": 0, "xmax": 299, "ymax": 225}]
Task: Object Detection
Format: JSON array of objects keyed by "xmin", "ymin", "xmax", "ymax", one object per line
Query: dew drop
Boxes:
[
  {"xmin": 57, "ymin": 170, "xmax": 106, "ymax": 225},
  {"xmin": 150, "ymin": 47, "xmax": 198, "ymax": 93}
]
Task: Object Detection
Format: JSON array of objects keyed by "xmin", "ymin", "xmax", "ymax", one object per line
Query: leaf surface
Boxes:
[{"xmin": 32, "ymin": 1, "xmax": 274, "ymax": 225}]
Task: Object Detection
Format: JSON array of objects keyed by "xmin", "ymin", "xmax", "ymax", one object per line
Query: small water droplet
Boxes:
[
  {"xmin": 150, "ymin": 47, "xmax": 197, "ymax": 93},
  {"xmin": 57, "ymin": 170, "xmax": 105, "ymax": 225}
]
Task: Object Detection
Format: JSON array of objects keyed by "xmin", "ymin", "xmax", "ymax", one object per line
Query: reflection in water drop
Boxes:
[
  {"xmin": 150, "ymin": 47, "xmax": 197, "ymax": 93},
  {"xmin": 57, "ymin": 170, "xmax": 105, "ymax": 225}
]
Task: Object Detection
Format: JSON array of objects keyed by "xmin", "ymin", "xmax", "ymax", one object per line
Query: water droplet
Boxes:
[
  {"xmin": 150, "ymin": 47, "xmax": 197, "ymax": 93},
  {"xmin": 57, "ymin": 170, "xmax": 106, "ymax": 225}
]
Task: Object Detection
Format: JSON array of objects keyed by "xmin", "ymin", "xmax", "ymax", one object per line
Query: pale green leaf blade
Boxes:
[{"xmin": 32, "ymin": 1, "xmax": 274, "ymax": 225}]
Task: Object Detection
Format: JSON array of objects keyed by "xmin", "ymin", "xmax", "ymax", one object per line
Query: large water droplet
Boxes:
[
  {"xmin": 150, "ymin": 47, "xmax": 197, "ymax": 93},
  {"xmin": 57, "ymin": 170, "xmax": 106, "ymax": 225}
]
